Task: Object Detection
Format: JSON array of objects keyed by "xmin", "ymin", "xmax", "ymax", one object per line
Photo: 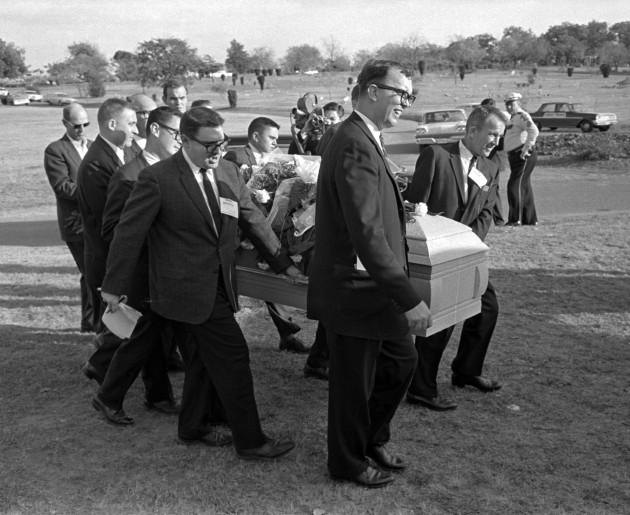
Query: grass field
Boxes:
[{"xmin": 1, "ymin": 69, "xmax": 629, "ymax": 515}]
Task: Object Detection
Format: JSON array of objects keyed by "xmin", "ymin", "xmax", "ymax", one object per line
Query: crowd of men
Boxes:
[{"xmin": 43, "ymin": 64, "xmax": 538, "ymax": 488}]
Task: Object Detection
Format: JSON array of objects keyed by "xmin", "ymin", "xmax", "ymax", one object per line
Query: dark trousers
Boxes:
[
  {"xmin": 175, "ymin": 281, "xmax": 265, "ymax": 450},
  {"xmin": 266, "ymin": 302, "xmax": 300, "ymax": 339},
  {"xmin": 65, "ymin": 239, "xmax": 97, "ymax": 331},
  {"xmin": 507, "ymin": 148, "xmax": 538, "ymax": 225},
  {"xmin": 97, "ymin": 310, "xmax": 173, "ymax": 410},
  {"xmin": 306, "ymin": 322, "xmax": 329, "ymax": 369},
  {"xmin": 408, "ymin": 281, "xmax": 498, "ymax": 399},
  {"xmin": 327, "ymin": 329, "xmax": 417, "ymax": 478}
]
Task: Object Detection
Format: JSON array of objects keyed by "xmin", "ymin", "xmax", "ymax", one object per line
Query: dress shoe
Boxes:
[
  {"xmin": 331, "ymin": 464, "xmax": 394, "ymax": 489},
  {"xmin": 278, "ymin": 334, "xmax": 311, "ymax": 354},
  {"xmin": 303, "ymin": 363, "xmax": 329, "ymax": 381},
  {"xmin": 81, "ymin": 362, "xmax": 103, "ymax": 385},
  {"xmin": 406, "ymin": 392, "xmax": 457, "ymax": 411},
  {"xmin": 236, "ymin": 436, "xmax": 295, "ymax": 461},
  {"xmin": 92, "ymin": 396, "xmax": 134, "ymax": 426},
  {"xmin": 451, "ymin": 374, "xmax": 502, "ymax": 392},
  {"xmin": 505, "ymin": 221, "xmax": 522, "ymax": 227},
  {"xmin": 366, "ymin": 445, "xmax": 406, "ymax": 471},
  {"xmin": 144, "ymin": 398, "xmax": 181, "ymax": 415},
  {"xmin": 178, "ymin": 432, "xmax": 233, "ymax": 447}
]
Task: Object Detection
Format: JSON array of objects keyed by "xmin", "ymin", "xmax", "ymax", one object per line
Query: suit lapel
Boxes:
[
  {"xmin": 176, "ymin": 153, "xmax": 219, "ymax": 241},
  {"xmin": 461, "ymin": 160, "xmax": 491, "ymax": 220},
  {"xmin": 61, "ymin": 134, "xmax": 82, "ymax": 170},
  {"xmin": 244, "ymin": 146, "xmax": 257, "ymax": 166},
  {"xmin": 97, "ymin": 135, "xmax": 124, "ymax": 168},
  {"xmin": 447, "ymin": 144, "xmax": 466, "ymax": 203}
]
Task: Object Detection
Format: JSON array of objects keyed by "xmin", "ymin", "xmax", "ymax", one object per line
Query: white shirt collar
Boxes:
[
  {"xmin": 142, "ymin": 149, "xmax": 160, "ymax": 166},
  {"xmin": 247, "ymin": 144, "xmax": 263, "ymax": 165},
  {"xmin": 69, "ymin": 136, "xmax": 88, "ymax": 158},
  {"xmin": 355, "ymin": 110, "xmax": 383, "ymax": 152}
]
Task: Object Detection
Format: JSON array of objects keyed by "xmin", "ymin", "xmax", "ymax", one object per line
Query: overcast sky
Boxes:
[{"xmin": 4, "ymin": 0, "xmax": 630, "ymax": 70}]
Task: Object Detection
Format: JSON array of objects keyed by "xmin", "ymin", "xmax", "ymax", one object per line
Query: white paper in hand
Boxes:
[{"xmin": 102, "ymin": 303, "xmax": 142, "ymax": 339}]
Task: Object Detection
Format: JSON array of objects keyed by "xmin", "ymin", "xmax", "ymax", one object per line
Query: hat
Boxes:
[{"xmin": 504, "ymin": 92, "xmax": 522, "ymax": 102}]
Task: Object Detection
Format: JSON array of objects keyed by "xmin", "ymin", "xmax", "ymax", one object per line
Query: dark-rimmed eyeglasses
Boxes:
[
  {"xmin": 155, "ymin": 122, "xmax": 181, "ymax": 141},
  {"xmin": 64, "ymin": 120, "xmax": 90, "ymax": 130},
  {"xmin": 371, "ymin": 83, "xmax": 416, "ymax": 107},
  {"xmin": 135, "ymin": 110, "xmax": 152, "ymax": 117},
  {"xmin": 186, "ymin": 134, "xmax": 231, "ymax": 154}
]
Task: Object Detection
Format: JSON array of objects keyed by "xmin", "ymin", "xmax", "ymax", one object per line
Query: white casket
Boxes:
[{"xmin": 235, "ymin": 214, "xmax": 488, "ymax": 337}]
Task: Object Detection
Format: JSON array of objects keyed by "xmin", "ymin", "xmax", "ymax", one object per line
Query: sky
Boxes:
[{"xmin": 3, "ymin": 0, "xmax": 630, "ymax": 70}]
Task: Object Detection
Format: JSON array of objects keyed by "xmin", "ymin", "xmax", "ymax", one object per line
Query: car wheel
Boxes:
[
  {"xmin": 579, "ymin": 120, "xmax": 593, "ymax": 133},
  {"xmin": 598, "ymin": 126, "xmax": 610, "ymax": 132}
]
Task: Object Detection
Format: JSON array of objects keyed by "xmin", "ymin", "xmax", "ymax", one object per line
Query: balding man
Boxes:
[
  {"xmin": 128, "ymin": 93, "xmax": 157, "ymax": 151},
  {"xmin": 77, "ymin": 98, "xmax": 138, "ymax": 381},
  {"xmin": 162, "ymin": 79, "xmax": 188, "ymax": 114},
  {"xmin": 44, "ymin": 103, "xmax": 96, "ymax": 332}
]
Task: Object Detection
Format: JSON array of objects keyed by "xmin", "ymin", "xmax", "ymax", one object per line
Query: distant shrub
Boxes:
[
  {"xmin": 87, "ymin": 79, "xmax": 106, "ymax": 98},
  {"xmin": 537, "ymin": 133, "xmax": 630, "ymax": 160}
]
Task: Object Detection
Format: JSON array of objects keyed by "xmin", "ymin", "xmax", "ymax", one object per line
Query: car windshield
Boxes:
[{"xmin": 424, "ymin": 111, "xmax": 465, "ymax": 123}]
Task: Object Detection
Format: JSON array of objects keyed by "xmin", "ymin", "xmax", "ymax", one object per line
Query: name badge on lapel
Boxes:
[
  {"xmin": 468, "ymin": 168, "xmax": 487, "ymax": 188},
  {"xmin": 219, "ymin": 198, "xmax": 238, "ymax": 218}
]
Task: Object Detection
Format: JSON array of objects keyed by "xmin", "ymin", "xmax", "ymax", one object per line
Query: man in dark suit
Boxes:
[
  {"xmin": 100, "ymin": 107, "xmax": 302, "ymax": 460},
  {"xmin": 77, "ymin": 98, "xmax": 138, "ymax": 382},
  {"xmin": 307, "ymin": 60, "xmax": 432, "ymax": 488},
  {"xmin": 224, "ymin": 116, "xmax": 310, "ymax": 354},
  {"xmin": 128, "ymin": 93, "xmax": 157, "ymax": 153},
  {"xmin": 91, "ymin": 107, "xmax": 183, "ymax": 425},
  {"xmin": 403, "ymin": 106, "xmax": 506, "ymax": 411},
  {"xmin": 44, "ymin": 103, "xmax": 95, "ymax": 332}
]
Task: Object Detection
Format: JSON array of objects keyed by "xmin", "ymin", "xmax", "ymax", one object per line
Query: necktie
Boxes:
[
  {"xmin": 465, "ymin": 156, "xmax": 478, "ymax": 203},
  {"xmin": 199, "ymin": 168, "xmax": 222, "ymax": 234},
  {"xmin": 379, "ymin": 133, "xmax": 388, "ymax": 157}
]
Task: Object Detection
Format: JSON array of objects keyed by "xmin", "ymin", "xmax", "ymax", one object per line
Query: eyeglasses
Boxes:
[
  {"xmin": 135, "ymin": 110, "xmax": 152, "ymax": 117},
  {"xmin": 186, "ymin": 134, "xmax": 231, "ymax": 154},
  {"xmin": 371, "ymin": 83, "xmax": 416, "ymax": 107},
  {"xmin": 156, "ymin": 122, "xmax": 181, "ymax": 141},
  {"xmin": 64, "ymin": 120, "xmax": 90, "ymax": 130}
]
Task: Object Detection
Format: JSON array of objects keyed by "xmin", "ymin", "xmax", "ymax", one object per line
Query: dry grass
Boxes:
[{"xmin": 1, "ymin": 69, "xmax": 629, "ymax": 515}]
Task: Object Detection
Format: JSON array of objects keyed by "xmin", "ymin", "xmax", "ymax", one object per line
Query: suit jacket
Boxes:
[
  {"xmin": 306, "ymin": 112, "xmax": 422, "ymax": 340},
  {"xmin": 223, "ymin": 145, "xmax": 257, "ymax": 167},
  {"xmin": 101, "ymin": 150, "xmax": 292, "ymax": 324},
  {"xmin": 77, "ymin": 135, "xmax": 135, "ymax": 287},
  {"xmin": 403, "ymin": 142, "xmax": 498, "ymax": 241},
  {"xmin": 44, "ymin": 134, "xmax": 92, "ymax": 242}
]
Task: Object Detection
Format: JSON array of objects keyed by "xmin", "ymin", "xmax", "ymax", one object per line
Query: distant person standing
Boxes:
[
  {"xmin": 127, "ymin": 93, "xmax": 157, "ymax": 151},
  {"xmin": 44, "ymin": 103, "xmax": 95, "ymax": 332},
  {"xmin": 503, "ymin": 92, "xmax": 539, "ymax": 226},
  {"xmin": 162, "ymin": 79, "xmax": 188, "ymax": 114}
]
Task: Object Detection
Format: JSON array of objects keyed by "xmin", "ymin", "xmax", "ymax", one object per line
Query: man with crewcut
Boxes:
[
  {"xmin": 44, "ymin": 103, "xmax": 95, "ymax": 332},
  {"xmin": 162, "ymin": 79, "xmax": 188, "ymax": 114}
]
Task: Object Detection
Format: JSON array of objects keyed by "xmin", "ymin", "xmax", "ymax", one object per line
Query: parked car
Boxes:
[
  {"xmin": 45, "ymin": 92, "xmax": 76, "ymax": 105},
  {"xmin": 24, "ymin": 89, "xmax": 43, "ymax": 102},
  {"xmin": 529, "ymin": 102, "xmax": 617, "ymax": 133},
  {"xmin": 415, "ymin": 108, "xmax": 467, "ymax": 150},
  {"xmin": 456, "ymin": 102, "xmax": 481, "ymax": 117},
  {"xmin": 6, "ymin": 93, "xmax": 30, "ymax": 106}
]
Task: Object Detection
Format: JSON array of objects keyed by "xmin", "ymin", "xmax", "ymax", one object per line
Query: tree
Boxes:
[
  {"xmin": 47, "ymin": 42, "xmax": 110, "ymax": 96},
  {"xmin": 136, "ymin": 38, "xmax": 201, "ymax": 87},
  {"xmin": 0, "ymin": 39, "xmax": 27, "ymax": 78},
  {"xmin": 353, "ymin": 49, "xmax": 377, "ymax": 70},
  {"xmin": 283, "ymin": 45, "xmax": 323, "ymax": 72},
  {"xmin": 249, "ymin": 47, "xmax": 275, "ymax": 70},
  {"xmin": 496, "ymin": 26, "xmax": 541, "ymax": 67},
  {"xmin": 199, "ymin": 54, "xmax": 222, "ymax": 77},
  {"xmin": 584, "ymin": 20, "xmax": 614, "ymax": 55},
  {"xmin": 322, "ymin": 36, "xmax": 351, "ymax": 71},
  {"xmin": 112, "ymin": 50, "xmax": 138, "ymax": 82},
  {"xmin": 375, "ymin": 35, "xmax": 426, "ymax": 69},
  {"xmin": 598, "ymin": 41, "xmax": 628, "ymax": 71},
  {"xmin": 610, "ymin": 21, "xmax": 630, "ymax": 49},
  {"xmin": 225, "ymin": 40, "xmax": 249, "ymax": 73},
  {"xmin": 445, "ymin": 36, "xmax": 487, "ymax": 70}
]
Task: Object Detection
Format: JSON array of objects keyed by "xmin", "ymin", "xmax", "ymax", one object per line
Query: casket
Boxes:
[{"xmin": 234, "ymin": 214, "xmax": 488, "ymax": 337}]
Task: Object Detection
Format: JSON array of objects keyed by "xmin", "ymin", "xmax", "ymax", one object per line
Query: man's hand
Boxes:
[
  {"xmin": 101, "ymin": 291, "xmax": 125, "ymax": 313},
  {"xmin": 283, "ymin": 265, "xmax": 308, "ymax": 285},
  {"xmin": 404, "ymin": 301, "xmax": 432, "ymax": 335}
]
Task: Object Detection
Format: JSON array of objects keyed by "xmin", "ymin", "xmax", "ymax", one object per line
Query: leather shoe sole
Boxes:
[
  {"xmin": 303, "ymin": 364, "xmax": 329, "ymax": 381},
  {"xmin": 236, "ymin": 437, "xmax": 295, "ymax": 461},
  {"xmin": 92, "ymin": 396, "xmax": 134, "ymax": 426},
  {"xmin": 178, "ymin": 432, "xmax": 233, "ymax": 447},
  {"xmin": 278, "ymin": 335, "xmax": 311, "ymax": 354},
  {"xmin": 406, "ymin": 393, "xmax": 457, "ymax": 411},
  {"xmin": 331, "ymin": 465, "xmax": 394, "ymax": 488},
  {"xmin": 145, "ymin": 399, "xmax": 181, "ymax": 415},
  {"xmin": 366, "ymin": 445, "xmax": 406, "ymax": 471},
  {"xmin": 451, "ymin": 374, "xmax": 502, "ymax": 392}
]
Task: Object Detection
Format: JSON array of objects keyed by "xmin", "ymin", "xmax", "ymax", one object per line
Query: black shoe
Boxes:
[
  {"xmin": 331, "ymin": 464, "xmax": 394, "ymax": 488},
  {"xmin": 303, "ymin": 363, "xmax": 329, "ymax": 381},
  {"xmin": 366, "ymin": 445, "xmax": 406, "ymax": 471},
  {"xmin": 505, "ymin": 221, "xmax": 522, "ymax": 227},
  {"xmin": 451, "ymin": 374, "xmax": 501, "ymax": 392},
  {"xmin": 92, "ymin": 396, "xmax": 134, "ymax": 426},
  {"xmin": 279, "ymin": 334, "xmax": 311, "ymax": 354},
  {"xmin": 494, "ymin": 220, "xmax": 505, "ymax": 227},
  {"xmin": 236, "ymin": 436, "xmax": 295, "ymax": 461},
  {"xmin": 178, "ymin": 432, "xmax": 233, "ymax": 447},
  {"xmin": 144, "ymin": 398, "xmax": 181, "ymax": 415},
  {"xmin": 81, "ymin": 362, "xmax": 103, "ymax": 385},
  {"xmin": 406, "ymin": 392, "xmax": 457, "ymax": 411}
]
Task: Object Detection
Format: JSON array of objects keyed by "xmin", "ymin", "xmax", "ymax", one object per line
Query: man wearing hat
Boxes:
[{"xmin": 503, "ymin": 92, "xmax": 539, "ymax": 226}]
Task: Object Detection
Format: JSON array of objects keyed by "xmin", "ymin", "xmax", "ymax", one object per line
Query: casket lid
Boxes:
[{"xmin": 406, "ymin": 214, "xmax": 488, "ymax": 266}]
